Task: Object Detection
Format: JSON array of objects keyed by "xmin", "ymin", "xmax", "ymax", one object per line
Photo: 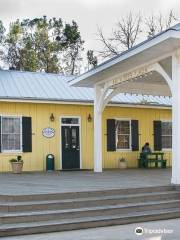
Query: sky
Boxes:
[{"xmin": 0, "ymin": 0, "xmax": 180, "ymax": 53}]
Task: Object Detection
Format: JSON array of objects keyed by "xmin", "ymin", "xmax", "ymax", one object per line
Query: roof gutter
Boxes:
[{"xmin": 0, "ymin": 97, "xmax": 172, "ymax": 109}]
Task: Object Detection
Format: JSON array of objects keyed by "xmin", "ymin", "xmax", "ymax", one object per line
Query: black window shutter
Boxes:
[
  {"xmin": 0, "ymin": 117, "xmax": 1, "ymax": 153},
  {"xmin": 131, "ymin": 120, "xmax": 139, "ymax": 151},
  {"xmin": 153, "ymin": 121, "xmax": 162, "ymax": 151},
  {"xmin": 107, "ymin": 119, "xmax": 116, "ymax": 151},
  {"xmin": 22, "ymin": 117, "xmax": 32, "ymax": 152}
]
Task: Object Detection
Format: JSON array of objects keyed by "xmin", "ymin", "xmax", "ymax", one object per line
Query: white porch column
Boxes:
[
  {"xmin": 94, "ymin": 84, "xmax": 102, "ymax": 172},
  {"xmin": 172, "ymin": 51, "xmax": 180, "ymax": 184}
]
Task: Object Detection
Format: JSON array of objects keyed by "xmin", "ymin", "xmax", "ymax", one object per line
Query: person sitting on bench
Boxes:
[
  {"xmin": 141, "ymin": 142, "xmax": 152, "ymax": 167},
  {"xmin": 142, "ymin": 142, "xmax": 152, "ymax": 154}
]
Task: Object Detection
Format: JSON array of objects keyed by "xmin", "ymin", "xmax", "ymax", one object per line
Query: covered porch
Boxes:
[
  {"xmin": 71, "ymin": 24, "xmax": 180, "ymax": 185},
  {"xmin": 0, "ymin": 169, "xmax": 171, "ymax": 195}
]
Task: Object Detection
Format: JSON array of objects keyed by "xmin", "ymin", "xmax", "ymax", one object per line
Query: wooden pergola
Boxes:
[{"xmin": 71, "ymin": 24, "xmax": 180, "ymax": 185}]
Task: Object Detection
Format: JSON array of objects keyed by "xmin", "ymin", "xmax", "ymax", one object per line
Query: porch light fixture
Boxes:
[
  {"xmin": 50, "ymin": 113, "xmax": 55, "ymax": 122},
  {"xmin": 87, "ymin": 114, "xmax": 92, "ymax": 122}
]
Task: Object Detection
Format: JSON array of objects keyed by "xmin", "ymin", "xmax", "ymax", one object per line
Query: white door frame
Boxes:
[{"xmin": 59, "ymin": 116, "xmax": 82, "ymax": 170}]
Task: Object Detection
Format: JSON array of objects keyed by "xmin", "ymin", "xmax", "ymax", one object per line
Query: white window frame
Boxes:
[
  {"xmin": 1, "ymin": 115, "xmax": 22, "ymax": 153},
  {"xmin": 115, "ymin": 118, "xmax": 132, "ymax": 151},
  {"xmin": 161, "ymin": 120, "xmax": 172, "ymax": 151}
]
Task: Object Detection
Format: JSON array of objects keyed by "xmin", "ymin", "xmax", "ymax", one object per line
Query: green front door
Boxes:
[{"xmin": 62, "ymin": 125, "xmax": 80, "ymax": 170}]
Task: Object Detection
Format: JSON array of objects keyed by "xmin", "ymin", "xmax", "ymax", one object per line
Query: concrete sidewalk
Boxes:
[
  {"xmin": 0, "ymin": 169, "xmax": 171, "ymax": 195},
  {"xmin": 1, "ymin": 218, "xmax": 179, "ymax": 240}
]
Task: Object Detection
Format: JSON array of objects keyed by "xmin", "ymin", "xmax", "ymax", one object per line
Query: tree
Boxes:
[
  {"xmin": 87, "ymin": 50, "xmax": 98, "ymax": 70},
  {"xmin": 4, "ymin": 16, "xmax": 84, "ymax": 74},
  {"xmin": 0, "ymin": 20, "xmax": 5, "ymax": 44},
  {"xmin": 5, "ymin": 20, "xmax": 23, "ymax": 70},
  {"xmin": 98, "ymin": 10, "xmax": 178, "ymax": 59},
  {"xmin": 0, "ymin": 20, "xmax": 5, "ymax": 67},
  {"xmin": 146, "ymin": 10, "xmax": 177, "ymax": 38},
  {"xmin": 98, "ymin": 12, "xmax": 142, "ymax": 58},
  {"xmin": 60, "ymin": 21, "xmax": 84, "ymax": 75}
]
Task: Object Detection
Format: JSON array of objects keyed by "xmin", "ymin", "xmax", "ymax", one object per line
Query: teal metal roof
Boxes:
[{"xmin": 0, "ymin": 70, "xmax": 171, "ymax": 107}]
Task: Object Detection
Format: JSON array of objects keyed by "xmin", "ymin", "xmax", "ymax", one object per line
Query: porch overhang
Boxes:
[
  {"xmin": 70, "ymin": 24, "xmax": 180, "ymax": 186},
  {"xmin": 70, "ymin": 25, "xmax": 180, "ymax": 94}
]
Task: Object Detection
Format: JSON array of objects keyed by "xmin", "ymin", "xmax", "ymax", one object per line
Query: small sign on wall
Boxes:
[{"xmin": 42, "ymin": 128, "xmax": 55, "ymax": 138}]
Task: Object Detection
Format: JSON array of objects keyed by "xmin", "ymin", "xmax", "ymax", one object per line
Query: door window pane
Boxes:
[
  {"xmin": 62, "ymin": 118, "xmax": 79, "ymax": 124},
  {"xmin": 65, "ymin": 128, "xmax": 70, "ymax": 149},
  {"xmin": 72, "ymin": 128, "xmax": 77, "ymax": 147}
]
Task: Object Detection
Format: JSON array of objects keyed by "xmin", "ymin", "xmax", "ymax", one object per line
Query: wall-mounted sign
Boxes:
[{"xmin": 42, "ymin": 128, "xmax": 55, "ymax": 138}]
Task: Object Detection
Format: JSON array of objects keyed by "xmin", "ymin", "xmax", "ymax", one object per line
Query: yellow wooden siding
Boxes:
[
  {"xmin": 0, "ymin": 102, "xmax": 172, "ymax": 172},
  {"xmin": 102, "ymin": 106, "xmax": 172, "ymax": 168}
]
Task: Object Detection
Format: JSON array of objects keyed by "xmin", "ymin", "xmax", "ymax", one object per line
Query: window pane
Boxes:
[
  {"xmin": 2, "ymin": 134, "xmax": 9, "ymax": 150},
  {"xmin": 117, "ymin": 135, "xmax": 130, "ymax": 149},
  {"xmin": 13, "ymin": 118, "xmax": 20, "ymax": 133},
  {"xmin": 14, "ymin": 134, "xmax": 21, "ymax": 150},
  {"xmin": 1, "ymin": 117, "xmax": 21, "ymax": 151},
  {"xmin": 2, "ymin": 118, "xmax": 9, "ymax": 133},
  {"xmin": 62, "ymin": 118, "xmax": 79, "ymax": 124},
  {"xmin": 162, "ymin": 136, "xmax": 172, "ymax": 149},
  {"xmin": 2, "ymin": 117, "xmax": 20, "ymax": 134},
  {"xmin": 162, "ymin": 122, "xmax": 172, "ymax": 135},
  {"xmin": 116, "ymin": 120, "xmax": 130, "ymax": 149},
  {"xmin": 116, "ymin": 121, "xmax": 130, "ymax": 134}
]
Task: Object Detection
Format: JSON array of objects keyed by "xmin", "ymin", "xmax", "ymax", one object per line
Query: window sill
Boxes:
[
  {"xmin": 162, "ymin": 149, "xmax": 172, "ymax": 152},
  {"xmin": 116, "ymin": 149, "xmax": 132, "ymax": 152},
  {"xmin": 1, "ymin": 151, "xmax": 23, "ymax": 154}
]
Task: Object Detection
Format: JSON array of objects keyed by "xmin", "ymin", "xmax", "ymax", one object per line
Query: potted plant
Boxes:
[
  {"xmin": 118, "ymin": 157, "xmax": 128, "ymax": 169},
  {"xmin": 9, "ymin": 155, "xmax": 23, "ymax": 174}
]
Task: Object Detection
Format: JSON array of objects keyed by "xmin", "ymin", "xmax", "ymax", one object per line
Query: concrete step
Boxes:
[
  {"xmin": 0, "ymin": 207, "xmax": 180, "ymax": 237},
  {"xmin": 0, "ymin": 190, "xmax": 179, "ymax": 212},
  {"xmin": 0, "ymin": 185, "xmax": 174, "ymax": 202},
  {"xmin": 1, "ymin": 199, "xmax": 180, "ymax": 224}
]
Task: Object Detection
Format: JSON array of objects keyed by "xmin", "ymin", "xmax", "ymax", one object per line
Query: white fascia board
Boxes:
[
  {"xmin": 70, "ymin": 30, "xmax": 180, "ymax": 87},
  {"xmin": 0, "ymin": 98, "xmax": 171, "ymax": 109}
]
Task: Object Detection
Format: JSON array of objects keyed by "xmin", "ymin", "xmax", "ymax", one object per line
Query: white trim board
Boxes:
[{"xmin": 0, "ymin": 98, "xmax": 171, "ymax": 110}]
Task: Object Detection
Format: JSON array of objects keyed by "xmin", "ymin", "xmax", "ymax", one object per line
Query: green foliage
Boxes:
[
  {"xmin": 9, "ymin": 155, "xmax": 23, "ymax": 163},
  {"xmin": 119, "ymin": 157, "xmax": 126, "ymax": 162},
  {"xmin": 0, "ymin": 20, "xmax": 5, "ymax": 43},
  {"xmin": 2, "ymin": 16, "xmax": 84, "ymax": 74}
]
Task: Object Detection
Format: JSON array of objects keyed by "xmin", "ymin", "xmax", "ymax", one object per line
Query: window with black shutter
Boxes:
[
  {"xmin": 131, "ymin": 120, "xmax": 139, "ymax": 151},
  {"xmin": 0, "ymin": 116, "xmax": 32, "ymax": 153},
  {"xmin": 22, "ymin": 117, "xmax": 32, "ymax": 152},
  {"xmin": 153, "ymin": 120, "xmax": 162, "ymax": 151},
  {"xmin": 107, "ymin": 119, "xmax": 116, "ymax": 151}
]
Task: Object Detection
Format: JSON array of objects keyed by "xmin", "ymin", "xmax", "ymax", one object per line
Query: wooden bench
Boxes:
[{"xmin": 138, "ymin": 152, "xmax": 167, "ymax": 168}]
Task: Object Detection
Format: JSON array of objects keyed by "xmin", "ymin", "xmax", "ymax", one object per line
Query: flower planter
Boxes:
[
  {"xmin": 118, "ymin": 161, "xmax": 128, "ymax": 169},
  {"xmin": 11, "ymin": 162, "xmax": 23, "ymax": 174}
]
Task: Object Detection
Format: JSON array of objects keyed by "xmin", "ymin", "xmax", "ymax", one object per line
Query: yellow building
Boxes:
[{"xmin": 0, "ymin": 70, "xmax": 172, "ymax": 172}]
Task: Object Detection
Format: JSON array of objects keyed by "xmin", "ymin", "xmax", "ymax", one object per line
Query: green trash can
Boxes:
[
  {"xmin": 161, "ymin": 160, "xmax": 167, "ymax": 169},
  {"xmin": 46, "ymin": 154, "xmax": 54, "ymax": 171}
]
